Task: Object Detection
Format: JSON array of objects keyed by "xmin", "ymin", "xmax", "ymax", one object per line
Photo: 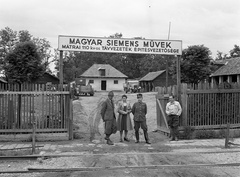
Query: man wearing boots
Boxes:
[
  {"xmin": 101, "ymin": 91, "xmax": 117, "ymax": 145},
  {"xmin": 132, "ymin": 93, "xmax": 151, "ymax": 144},
  {"xmin": 166, "ymin": 95, "xmax": 182, "ymax": 141}
]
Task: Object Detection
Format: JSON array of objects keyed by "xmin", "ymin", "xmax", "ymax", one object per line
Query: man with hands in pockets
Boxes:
[{"xmin": 166, "ymin": 95, "xmax": 182, "ymax": 141}]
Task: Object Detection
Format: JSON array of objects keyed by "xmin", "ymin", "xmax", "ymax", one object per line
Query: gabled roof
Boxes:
[
  {"xmin": 81, "ymin": 64, "xmax": 128, "ymax": 78},
  {"xmin": 211, "ymin": 57, "xmax": 240, "ymax": 77},
  {"xmin": 139, "ymin": 70, "xmax": 165, "ymax": 81}
]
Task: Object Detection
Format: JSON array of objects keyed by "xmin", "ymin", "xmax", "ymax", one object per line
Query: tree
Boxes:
[
  {"xmin": 33, "ymin": 37, "xmax": 53, "ymax": 71},
  {"xmin": 0, "ymin": 27, "xmax": 17, "ymax": 67},
  {"xmin": 215, "ymin": 51, "xmax": 227, "ymax": 60},
  {"xmin": 0, "ymin": 27, "xmax": 53, "ymax": 74},
  {"xmin": 229, "ymin": 44, "xmax": 240, "ymax": 58},
  {"xmin": 4, "ymin": 41, "xmax": 44, "ymax": 83},
  {"xmin": 170, "ymin": 45, "xmax": 212, "ymax": 84},
  {"xmin": 18, "ymin": 30, "xmax": 32, "ymax": 43},
  {"xmin": 139, "ymin": 54, "xmax": 171, "ymax": 77}
]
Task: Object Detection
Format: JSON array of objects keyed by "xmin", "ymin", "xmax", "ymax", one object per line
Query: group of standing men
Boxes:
[{"xmin": 100, "ymin": 91, "xmax": 182, "ymax": 145}]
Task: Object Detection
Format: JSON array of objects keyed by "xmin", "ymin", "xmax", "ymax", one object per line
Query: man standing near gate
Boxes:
[
  {"xmin": 101, "ymin": 91, "xmax": 117, "ymax": 145},
  {"xmin": 166, "ymin": 95, "xmax": 182, "ymax": 141},
  {"xmin": 132, "ymin": 93, "xmax": 151, "ymax": 144}
]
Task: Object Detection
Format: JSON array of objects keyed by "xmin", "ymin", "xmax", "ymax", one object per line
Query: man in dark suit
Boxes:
[
  {"xmin": 132, "ymin": 93, "xmax": 151, "ymax": 144},
  {"xmin": 101, "ymin": 91, "xmax": 117, "ymax": 145}
]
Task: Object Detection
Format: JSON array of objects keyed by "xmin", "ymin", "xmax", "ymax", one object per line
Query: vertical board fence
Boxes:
[
  {"xmin": 155, "ymin": 83, "xmax": 240, "ymax": 135},
  {"xmin": 0, "ymin": 83, "xmax": 73, "ymax": 141}
]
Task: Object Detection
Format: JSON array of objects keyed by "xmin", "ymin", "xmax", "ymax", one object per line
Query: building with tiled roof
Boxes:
[
  {"xmin": 79, "ymin": 64, "xmax": 128, "ymax": 91},
  {"xmin": 139, "ymin": 70, "xmax": 176, "ymax": 92},
  {"xmin": 210, "ymin": 57, "xmax": 240, "ymax": 85}
]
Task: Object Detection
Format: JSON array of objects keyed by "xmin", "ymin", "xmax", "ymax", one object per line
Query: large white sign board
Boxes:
[{"xmin": 58, "ymin": 35, "xmax": 182, "ymax": 55}]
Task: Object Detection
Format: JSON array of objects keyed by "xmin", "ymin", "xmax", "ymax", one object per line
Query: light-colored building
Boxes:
[{"xmin": 80, "ymin": 64, "xmax": 128, "ymax": 91}]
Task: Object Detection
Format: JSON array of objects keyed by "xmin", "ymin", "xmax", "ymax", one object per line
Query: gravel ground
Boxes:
[{"xmin": 201, "ymin": 152, "xmax": 240, "ymax": 164}]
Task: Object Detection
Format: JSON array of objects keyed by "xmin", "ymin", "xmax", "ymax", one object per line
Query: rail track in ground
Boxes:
[{"xmin": 0, "ymin": 151, "xmax": 240, "ymax": 176}]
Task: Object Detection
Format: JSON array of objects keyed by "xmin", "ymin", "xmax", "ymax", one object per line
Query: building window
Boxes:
[
  {"xmin": 114, "ymin": 80, "xmax": 118, "ymax": 84},
  {"xmin": 99, "ymin": 69, "xmax": 106, "ymax": 76},
  {"xmin": 89, "ymin": 80, "xmax": 94, "ymax": 84}
]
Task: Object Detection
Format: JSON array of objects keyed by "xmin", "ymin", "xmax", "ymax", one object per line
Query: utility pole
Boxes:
[{"xmin": 166, "ymin": 22, "xmax": 171, "ymax": 88}]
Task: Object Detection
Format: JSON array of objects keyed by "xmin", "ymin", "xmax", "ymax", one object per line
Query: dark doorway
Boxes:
[{"xmin": 101, "ymin": 80, "xmax": 106, "ymax": 90}]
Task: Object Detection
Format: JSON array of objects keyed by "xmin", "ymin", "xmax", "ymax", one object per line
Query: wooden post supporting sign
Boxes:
[
  {"xmin": 59, "ymin": 50, "xmax": 63, "ymax": 91},
  {"xmin": 176, "ymin": 55, "xmax": 181, "ymax": 101}
]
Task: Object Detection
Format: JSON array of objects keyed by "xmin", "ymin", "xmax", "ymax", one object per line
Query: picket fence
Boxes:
[
  {"xmin": 155, "ymin": 83, "xmax": 240, "ymax": 135},
  {"xmin": 0, "ymin": 83, "xmax": 73, "ymax": 141}
]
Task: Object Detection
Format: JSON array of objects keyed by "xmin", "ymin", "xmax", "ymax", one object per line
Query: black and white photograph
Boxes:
[{"xmin": 0, "ymin": 0, "xmax": 240, "ymax": 176}]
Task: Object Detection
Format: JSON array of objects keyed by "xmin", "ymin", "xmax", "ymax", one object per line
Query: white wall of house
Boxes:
[{"xmin": 85, "ymin": 78, "xmax": 126, "ymax": 91}]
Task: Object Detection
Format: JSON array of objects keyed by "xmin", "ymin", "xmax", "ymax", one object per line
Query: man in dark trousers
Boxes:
[
  {"xmin": 166, "ymin": 95, "xmax": 182, "ymax": 141},
  {"xmin": 101, "ymin": 91, "xmax": 117, "ymax": 145},
  {"xmin": 132, "ymin": 93, "xmax": 151, "ymax": 144}
]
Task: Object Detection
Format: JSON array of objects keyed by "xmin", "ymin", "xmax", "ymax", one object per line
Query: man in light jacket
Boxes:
[{"xmin": 166, "ymin": 95, "xmax": 182, "ymax": 141}]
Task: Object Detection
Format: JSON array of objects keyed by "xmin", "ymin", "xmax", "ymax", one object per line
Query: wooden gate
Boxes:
[{"xmin": 156, "ymin": 94, "xmax": 170, "ymax": 134}]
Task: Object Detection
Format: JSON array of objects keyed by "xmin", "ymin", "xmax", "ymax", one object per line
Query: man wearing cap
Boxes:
[
  {"xmin": 131, "ymin": 93, "xmax": 151, "ymax": 144},
  {"xmin": 101, "ymin": 91, "xmax": 117, "ymax": 145},
  {"xmin": 166, "ymin": 95, "xmax": 182, "ymax": 141}
]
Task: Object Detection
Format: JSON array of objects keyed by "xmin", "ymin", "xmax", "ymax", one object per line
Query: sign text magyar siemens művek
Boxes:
[{"xmin": 58, "ymin": 36, "xmax": 182, "ymax": 55}]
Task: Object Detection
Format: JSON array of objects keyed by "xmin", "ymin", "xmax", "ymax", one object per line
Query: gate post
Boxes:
[
  {"xmin": 181, "ymin": 83, "xmax": 188, "ymax": 126},
  {"xmin": 69, "ymin": 94, "xmax": 73, "ymax": 140}
]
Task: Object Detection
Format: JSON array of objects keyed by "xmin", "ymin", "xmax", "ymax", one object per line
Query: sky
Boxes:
[{"xmin": 0, "ymin": 0, "xmax": 240, "ymax": 60}]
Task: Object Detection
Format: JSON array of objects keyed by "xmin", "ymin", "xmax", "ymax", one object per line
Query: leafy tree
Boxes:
[
  {"xmin": 0, "ymin": 27, "xmax": 17, "ymax": 67},
  {"xmin": 18, "ymin": 30, "xmax": 32, "ymax": 43},
  {"xmin": 139, "ymin": 54, "xmax": 171, "ymax": 77},
  {"xmin": 0, "ymin": 27, "xmax": 53, "ymax": 75},
  {"xmin": 229, "ymin": 44, "xmax": 240, "ymax": 58},
  {"xmin": 32, "ymin": 37, "xmax": 53, "ymax": 71},
  {"xmin": 170, "ymin": 45, "xmax": 212, "ymax": 84},
  {"xmin": 215, "ymin": 51, "xmax": 227, "ymax": 60},
  {"xmin": 4, "ymin": 41, "xmax": 44, "ymax": 83}
]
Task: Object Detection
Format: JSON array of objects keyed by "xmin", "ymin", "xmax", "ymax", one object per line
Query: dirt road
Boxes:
[{"xmin": 73, "ymin": 91, "xmax": 158, "ymax": 142}]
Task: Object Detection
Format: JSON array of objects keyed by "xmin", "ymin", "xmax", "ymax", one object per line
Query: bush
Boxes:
[
  {"xmin": 217, "ymin": 129, "xmax": 226, "ymax": 138},
  {"xmin": 180, "ymin": 126, "xmax": 195, "ymax": 139},
  {"xmin": 195, "ymin": 129, "xmax": 217, "ymax": 139}
]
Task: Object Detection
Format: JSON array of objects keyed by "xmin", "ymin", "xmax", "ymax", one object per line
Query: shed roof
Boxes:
[
  {"xmin": 81, "ymin": 64, "xmax": 128, "ymax": 78},
  {"xmin": 211, "ymin": 57, "xmax": 240, "ymax": 77},
  {"xmin": 139, "ymin": 70, "xmax": 165, "ymax": 81}
]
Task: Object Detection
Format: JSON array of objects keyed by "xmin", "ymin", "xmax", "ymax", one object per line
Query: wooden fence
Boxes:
[
  {"xmin": 0, "ymin": 83, "xmax": 73, "ymax": 141},
  {"xmin": 156, "ymin": 83, "xmax": 240, "ymax": 134}
]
